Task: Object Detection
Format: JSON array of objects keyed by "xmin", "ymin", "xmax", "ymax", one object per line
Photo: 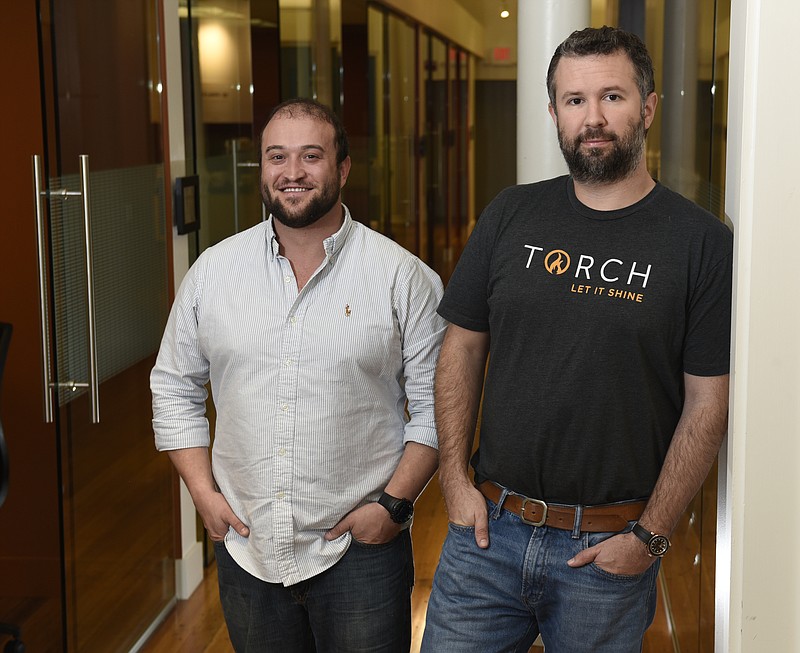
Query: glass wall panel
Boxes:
[
  {"xmin": 32, "ymin": 1, "xmax": 176, "ymax": 649},
  {"xmin": 366, "ymin": 8, "xmax": 417, "ymax": 251},
  {"xmin": 447, "ymin": 45, "xmax": 459, "ymax": 282},
  {"xmin": 367, "ymin": 6, "xmax": 387, "ymax": 233},
  {"xmin": 341, "ymin": 0, "xmax": 370, "ymax": 223},
  {"xmin": 416, "ymin": 26, "xmax": 429, "ymax": 264},
  {"xmin": 182, "ymin": 0, "xmax": 279, "ymax": 262},
  {"xmin": 362, "ymin": 6, "xmax": 478, "ymax": 274},
  {"xmin": 451, "ymin": 47, "xmax": 471, "ymax": 269},
  {"xmin": 387, "ymin": 15, "xmax": 417, "ymax": 252},
  {"xmin": 280, "ymin": 0, "xmax": 343, "ymax": 111},
  {"xmin": 185, "ymin": 0, "xmax": 258, "ymax": 255},
  {"xmin": 425, "ymin": 34, "xmax": 448, "ymax": 277},
  {"xmin": 466, "ymin": 54, "xmax": 476, "ymax": 234}
]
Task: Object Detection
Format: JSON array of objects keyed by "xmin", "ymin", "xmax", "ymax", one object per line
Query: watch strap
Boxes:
[
  {"xmin": 378, "ymin": 491, "xmax": 413, "ymax": 523},
  {"xmin": 631, "ymin": 522, "xmax": 653, "ymax": 545}
]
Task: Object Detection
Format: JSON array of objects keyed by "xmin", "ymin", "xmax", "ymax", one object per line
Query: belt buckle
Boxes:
[{"xmin": 520, "ymin": 497, "xmax": 548, "ymax": 527}]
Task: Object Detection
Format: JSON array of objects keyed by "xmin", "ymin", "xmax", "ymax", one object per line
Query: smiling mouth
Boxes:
[{"xmin": 279, "ymin": 187, "xmax": 311, "ymax": 193}]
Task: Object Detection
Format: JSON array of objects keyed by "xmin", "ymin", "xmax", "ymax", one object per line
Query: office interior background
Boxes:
[{"xmin": 1, "ymin": 0, "xmax": 798, "ymax": 651}]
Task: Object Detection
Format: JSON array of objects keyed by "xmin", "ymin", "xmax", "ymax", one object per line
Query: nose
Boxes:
[
  {"xmin": 584, "ymin": 99, "xmax": 607, "ymax": 128},
  {"xmin": 283, "ymin": 155, "xmax": 307, "ymax": 181}
]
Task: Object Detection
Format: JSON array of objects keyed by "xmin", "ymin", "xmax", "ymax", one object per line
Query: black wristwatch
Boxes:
[
  {"xmin": 378, "ymin": 491, "xmax": 414, "ymax": 524},
  {"xmin": 631, "ymin": 522, "xmax": 671, "ymax": 557}
]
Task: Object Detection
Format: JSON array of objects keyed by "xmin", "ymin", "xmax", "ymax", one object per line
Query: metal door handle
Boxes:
[
  {"xmin": 79, "ymin": 155, "xmax": 100, "ymax": 424},
  {"xmin": 32, "ymin": 154, "xmax": 100, "ymax": 423},
  {"xmin": 32, "ymin": 155, "xmax": 54, "ymax": 423}
]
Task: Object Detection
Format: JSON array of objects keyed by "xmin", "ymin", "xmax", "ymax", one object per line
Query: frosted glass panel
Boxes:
[{"xmin": 49, "ymin": 163, "xmax": 169, "ymax": 405}]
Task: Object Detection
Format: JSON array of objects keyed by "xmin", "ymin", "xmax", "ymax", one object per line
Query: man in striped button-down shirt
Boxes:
[{"xmin": 151, "ymin": 98, "xmax": 447, "ymax": 652}]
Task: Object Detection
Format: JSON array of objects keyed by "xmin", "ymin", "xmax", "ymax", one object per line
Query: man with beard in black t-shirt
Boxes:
[{"xmin": 421, "ymin": 26, "xmax": 732, "ymax": 653}]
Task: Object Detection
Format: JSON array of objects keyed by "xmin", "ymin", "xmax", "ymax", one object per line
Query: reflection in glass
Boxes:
[
  {"xmin": 367, "ymin": 9, "xmax": 417, "ymax": 252},
  {"xmin": 641, "ymin": 1, "xmax": 730, "ymax": 650},
  {"xmin": 367, "ymin": 6, "xmax": 386, "ymax": 234},
  {"xmin": 387, "ymin": 15, "xmax": 417, "ymax": 253},
  {"xmin": 36, "ymin": 1, "xmax": 176, "ymax": 649},
  {"xmin": 183, "ymin": 0, "xmax": 279, "ymax": 258},
  {"xmin": 425, "ymin": 34, "xmax": 448, "ymax": 276},
  {"xmin": 280, "ymin": 0, "xmax": 342, "ymax": 111}
]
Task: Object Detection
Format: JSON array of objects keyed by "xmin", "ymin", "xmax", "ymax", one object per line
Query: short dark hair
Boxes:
[
  {"xmin": 260, "ymin": 98, "xmax": 349, "ymax": 165},
  {"xmin": 546, "ymin": 26, "xmax": 655, "ymax": 108}
]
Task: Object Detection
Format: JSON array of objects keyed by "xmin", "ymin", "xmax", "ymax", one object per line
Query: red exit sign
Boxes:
[{"xmin": 493, "ymin": 46, "xmax": 512, "ymax": 63}]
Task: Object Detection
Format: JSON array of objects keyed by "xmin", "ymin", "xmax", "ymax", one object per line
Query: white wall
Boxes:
[
  {"xmin": 719, "ymin": 0, "xmax": 800, "ymax": 650},
  {"xmin": 163, "ymin": 0, "xmax": 201, "ymax": 600}
]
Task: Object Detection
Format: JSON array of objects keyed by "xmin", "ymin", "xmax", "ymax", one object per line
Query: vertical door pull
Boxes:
[
  {"xmin": 79, "ymin": 155, "xmax": 100, "ymax": 424},
  {"xmin": 32, "ymin": 155, "xmax": 100, "ymax": 423},
  {"xmin": 32, "ymin": 155, "xmax": 54, "ymax": 423}
]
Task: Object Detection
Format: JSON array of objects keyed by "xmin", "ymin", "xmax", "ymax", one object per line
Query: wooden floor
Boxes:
[{"xmin": 140, "ymin": 477, "xmax": 676, "ymax": 653}]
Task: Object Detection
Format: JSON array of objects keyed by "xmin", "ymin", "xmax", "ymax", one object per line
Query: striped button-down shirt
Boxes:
[{"xmin": 151, "ymin": 207, "xmax": 446, "ymax": 585}]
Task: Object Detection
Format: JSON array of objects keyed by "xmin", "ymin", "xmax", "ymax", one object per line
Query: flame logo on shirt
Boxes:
[
  {"xmin": 544, "ymin": 250, "xmax": 571, "ymax": 275},
  {"xmin": 345, "ymin": 304, "xmax": 351, "ymax": 317}
]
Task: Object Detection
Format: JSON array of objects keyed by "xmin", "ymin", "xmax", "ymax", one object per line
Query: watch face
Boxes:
[
  {"xmin": 648, "ymin": 535, "xmax": 670, "ymax": 557},
  {"xmin": 394, "ymin": 499, "xmax": 414, "ymax": 523}
]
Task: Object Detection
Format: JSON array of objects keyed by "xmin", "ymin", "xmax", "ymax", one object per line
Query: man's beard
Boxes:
[
  {"xmin": 558, "ymin": 113, "xmax": 647, "ymax": 185},
  {"xmin": 262, "ymin": 174, "xmax": 341, "ymax": 229}
]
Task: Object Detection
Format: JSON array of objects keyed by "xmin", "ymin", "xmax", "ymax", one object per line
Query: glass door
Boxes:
[
  {"xmin": 181, "ymin": 0, "xmax": 280, "ymax": 260},
  {"xmin": 424, "ymin": 34, "xmax": 449, "ymax": 279},
  {"xmin": 366, "ymin": 7, "xmax": 417, "ymax": 252},
  {"xmin": 35, "ymin": 1, "xmax": 175, "ymax": 650}
]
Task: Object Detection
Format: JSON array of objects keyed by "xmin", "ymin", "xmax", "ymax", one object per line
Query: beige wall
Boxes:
[
  {"xmin": 719, "ymin": 0, "xmax": 800, "ymax": 650},
  {"xmin": 473, "ymin": 0, "xmax": 517, "ymax": 82}
]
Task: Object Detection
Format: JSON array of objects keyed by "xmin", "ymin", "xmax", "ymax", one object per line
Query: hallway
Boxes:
[{"xmin": 141, "ymin": 478, "xmax": 676, "ymax": 653}]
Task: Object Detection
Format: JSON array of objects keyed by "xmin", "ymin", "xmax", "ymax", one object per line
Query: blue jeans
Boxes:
[
  {"xmin": 215, "ymin": 530, "xmax": 413, "ymax": 653},
  {"xmin": 421, "ymin": 499, "xmax": 659, "ymax": 653}
]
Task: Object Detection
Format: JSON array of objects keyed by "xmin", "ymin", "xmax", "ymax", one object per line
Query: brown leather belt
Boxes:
[{"xmin": 477, "ymin": 481, "xmax": 646, "ymax": 533}]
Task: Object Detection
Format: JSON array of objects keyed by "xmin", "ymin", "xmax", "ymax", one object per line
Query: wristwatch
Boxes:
[
  {"xmin": 378, "ymin": 491, "xmax": 414, "ymax": 524},
  {"xmin": 631, "ymin": 522, "xmax": 671, "ymax": 557}
]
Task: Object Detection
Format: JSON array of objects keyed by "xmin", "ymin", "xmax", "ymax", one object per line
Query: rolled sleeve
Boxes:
[
  {"xmin": 151, "ymin": 261, "xmax": 212, "ymax": 451},
  {"xmin": 394, "ymin": 258, "xmax": 447, "ymax": 449}
]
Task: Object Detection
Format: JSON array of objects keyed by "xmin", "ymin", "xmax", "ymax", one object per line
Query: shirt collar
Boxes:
[{"xmin": 265, "ymin": 204, "xmax": 354, "ymax": 262}]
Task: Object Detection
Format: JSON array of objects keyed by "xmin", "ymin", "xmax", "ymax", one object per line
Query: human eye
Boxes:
[
  {"xmin": 267, "ymin": 152, "xmax": 284, "ymax": 163},
  {"xmin": 605, "ymin": 93, "xmax": 622, "ymax": 102},
  {"xmin": 565, "ymin": 97, "xmax": 583, "ymax": 106}
]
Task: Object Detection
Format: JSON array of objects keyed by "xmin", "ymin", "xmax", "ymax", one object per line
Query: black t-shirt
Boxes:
[{"xmin": 438, "ymin": 176, "xmax": 733, "ymax": 505}]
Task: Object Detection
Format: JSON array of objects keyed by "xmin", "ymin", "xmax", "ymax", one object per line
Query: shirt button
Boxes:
[
  {"xmin": 280, "ymin": 403, "xmax": 289, "ymax": 411},
  {"xmin": 290, "ymin": 316, "xmax": 297, "ymax": 324},
  {"xmin": 276, "ymin": 491, "xmax": 285, "ymax": 499},
  {"xmin": 283, "ymin": 358, "xmax": 293, "ymax": 367},
  {"xmin": 278, "ymin": 448, "xmax": 287, "ymax": 456},
  {"xmin": 284, "ymin": 276, "xmax": 292, "ymax": 284}
]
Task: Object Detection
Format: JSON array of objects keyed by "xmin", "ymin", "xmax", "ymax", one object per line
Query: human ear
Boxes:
[{"xmin": 643, "ymin": 92, "xmax": 658, "ymax": 129}]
